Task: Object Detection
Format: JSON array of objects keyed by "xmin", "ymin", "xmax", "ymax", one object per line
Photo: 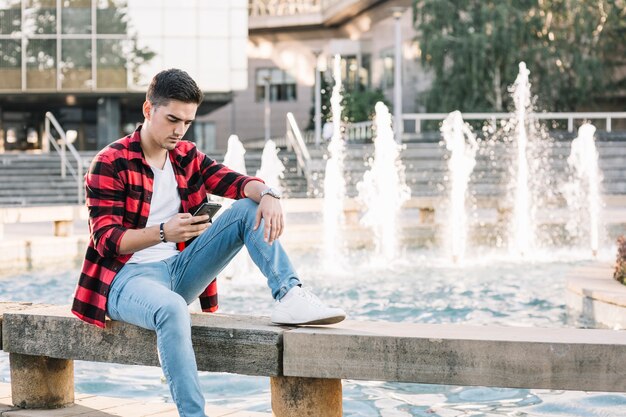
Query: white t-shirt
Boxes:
[{"xmin": 127, "ymin": 154, "xmax": 181, "ymax": 264}]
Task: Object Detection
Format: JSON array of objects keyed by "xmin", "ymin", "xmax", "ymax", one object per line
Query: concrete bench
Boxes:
[
  {"xmin": 2, "ymin": 303, "xmax": 626, "ymax": 416},
  {"xmin": 0, "ymin": 205, "xmax": 88, "ymax": 238}
]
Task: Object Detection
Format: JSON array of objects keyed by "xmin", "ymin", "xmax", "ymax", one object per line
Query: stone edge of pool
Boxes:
[{"xmin": 566, "ymin": 263, "xmax": 626, "ymax": 330}]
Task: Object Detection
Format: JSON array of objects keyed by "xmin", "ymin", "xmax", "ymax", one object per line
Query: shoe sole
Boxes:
[{"xmin": 272, "ymin": 315, "xmax": 346, "ymax": 326}]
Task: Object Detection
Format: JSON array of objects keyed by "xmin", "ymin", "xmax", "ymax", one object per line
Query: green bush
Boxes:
[{"xmin": 342, "ymin": 88, "xmax": 391, "ymax": 123}]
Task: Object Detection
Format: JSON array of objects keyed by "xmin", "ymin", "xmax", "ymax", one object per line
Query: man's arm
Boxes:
[
  {"xmin": 118, "ymin": 213, "xmax": 210, "ymax": 254},
  {"xmin": 244, "ymin": 180, "xmax": 284, "ymax": 245},
  {"xmin": 88, "ymin": 152, "xmax": 211, "ymax": 257}
]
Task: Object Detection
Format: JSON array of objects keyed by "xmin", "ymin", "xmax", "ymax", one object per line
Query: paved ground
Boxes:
[{"xmin": 0, "ymin": 383, "xmax": 270, "ymax": 417}]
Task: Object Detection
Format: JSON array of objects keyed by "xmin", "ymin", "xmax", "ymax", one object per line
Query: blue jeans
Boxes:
[{"xmin": 106, "ymin": 198, "xmax": 301, "ymax": 417}]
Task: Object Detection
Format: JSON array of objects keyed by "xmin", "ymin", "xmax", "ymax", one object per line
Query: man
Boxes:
[{"xmin": 72, "ymin": 68, "xmax": 345, "ymax": 417}]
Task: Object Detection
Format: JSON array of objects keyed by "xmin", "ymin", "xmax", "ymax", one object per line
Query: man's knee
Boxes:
[
  {"xmin": 230, "ymin": 198, "xmax": 258, "ymax": 220},
  {"xmin": 154, "ymin": 295, "xmax": 190, "ymax": 327}
]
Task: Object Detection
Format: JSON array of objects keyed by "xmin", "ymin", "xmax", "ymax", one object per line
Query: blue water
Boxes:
[{"xmin": 1, "ymin": 248, "xmax": 624, "ymax": 417}]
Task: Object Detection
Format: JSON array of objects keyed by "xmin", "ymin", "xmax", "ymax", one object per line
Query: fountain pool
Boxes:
[{"xmin": 0, "ymin": 248, "xmax": 624, "ymax": 417}]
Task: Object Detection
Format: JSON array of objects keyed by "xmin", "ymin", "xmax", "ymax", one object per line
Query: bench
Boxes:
[
  {"xmin": 2, "ymin": 303, "xmax": 626, "ymax": 416},
  {"xmin": 0, "ymin": 205, "xmax": 88, "ymax": 238}
]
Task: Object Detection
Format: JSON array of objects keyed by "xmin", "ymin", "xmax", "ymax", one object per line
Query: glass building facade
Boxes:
[{"xmin": 0, "ymin": 0, "xmax": 248, "ymax": 151}]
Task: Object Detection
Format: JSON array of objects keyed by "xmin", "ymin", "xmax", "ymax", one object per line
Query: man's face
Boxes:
[{"xmin": 144, "ymin": 99, "xmax": 198, "ymax": 151}]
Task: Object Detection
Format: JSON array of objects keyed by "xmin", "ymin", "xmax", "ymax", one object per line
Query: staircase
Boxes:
[
  {"xmin": 234, "ymin": 146, "xmax": 309, "ymax": 199},
  {"xmin": 2, "ymin": 132, "xmax": 624, "ymax": 208},
  {"xmin": 0, "ymin": 152, "xmax": 94, "ymax": 207},
  {"xmin": 305, "ymin": 132, "xmax": 626, "ymax": 200}
]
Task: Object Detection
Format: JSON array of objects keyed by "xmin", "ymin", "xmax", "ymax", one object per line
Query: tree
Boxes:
[
  {"xmin": 342, "ymin": 87, "xmax": 390, "ymax": 123},
  {"xmin": 308, "ymin": 72, "xmax": 391, "ymax": 131},
  {"xmin": 413, "ymin": 0, "xmax": 626, "ymax": 112}
]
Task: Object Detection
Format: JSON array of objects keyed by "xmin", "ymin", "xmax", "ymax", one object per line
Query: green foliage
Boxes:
[
  {"xmin": 343, "ymin": 87, "xmax": 390, "ymax": 123},
  {"xmin": 309, "ymin": 72, "xmax": 391, "ymax": 129},
  {"xmin": 615, "ymin": 236, "xmax": 626, "ymax": 285},
  {"xmin": 413, "ymin": 0, "xmax": 626, "ymax": 112}
]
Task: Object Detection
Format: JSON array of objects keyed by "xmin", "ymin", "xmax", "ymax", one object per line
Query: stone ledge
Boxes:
[
  {"xmin": 283, "ymin": 320, "xmax": 626, "ymax": 392},
  {"xmin": 2, "ymin": 306, "xmax": 285, "ymax": 377},
  {"xmin": 566, "ymin": 263, "xmax": 626, "ymax": 329}
]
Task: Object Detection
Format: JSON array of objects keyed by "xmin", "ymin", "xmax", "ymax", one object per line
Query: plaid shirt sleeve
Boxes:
[
  {"xmin": 86, "ymin": 154, "xmax": 129, "ymax": 258},
  {"xmin": 199, "ymin": 154, "xmax": 260, "ymax": 199}
]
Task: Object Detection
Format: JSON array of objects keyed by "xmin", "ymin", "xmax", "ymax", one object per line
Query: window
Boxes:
[
  {"xmin": 380, "ymin": 48, "xmax": 394, "ymax": 90},
  {"xmin": 61, "ymin": 0, "xmax": 92, "ymax": 34},
  {"xmin": 193, "ymin": 121, "xmax": 216, "ymax": 153},
  {"xmin": 97, "ymin": 0, "xmax": 128, "ymax": 34},
  {"xmin": 255, "ymin": 68, "xmax": 297, "ymax": 102},
  {"xmin": 61, "ymin": 39, "xmax": 92, "ymax": 89},
  {"xmin": 24, "ymin": 0, "xmax": 57, "ymax": 35},
  {"xmin": 0, "ymin": 39, "xmax": 21, "ymax": 89},
  {"xmin": 26, "ymin": 39, "xmax": 56, "ymax": 89},
  {"xmin": 0, "ymin": 1, "xmax": 21, "ymax": 35},
  {"xmin": 97, "ymin": 39, "xmax": 128, "ymax": 89}
]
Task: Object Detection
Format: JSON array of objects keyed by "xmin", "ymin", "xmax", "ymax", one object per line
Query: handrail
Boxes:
[
  {"xmin": 285, "ymin": 112, "xmax": 312, "ymax": 192},
  {"xmin": 402, "ymin": 111, "xmax": 626, "ymax": 133},
  {"xmin": 345, "ymin": 120, "xmax": 373, "ymax": 141},
  {"xmin": 44, "ymin": 112, "xmax": 84, "ymax": 204}
]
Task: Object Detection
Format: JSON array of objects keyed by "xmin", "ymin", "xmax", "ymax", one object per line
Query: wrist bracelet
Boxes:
[{"xmin": 159, "ymin": 222, "xmax": 167, "ymax": 243}]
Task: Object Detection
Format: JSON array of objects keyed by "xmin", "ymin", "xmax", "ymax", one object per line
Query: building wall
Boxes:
[
  {"xmin": 204, "ymin": 0, "xmax": 428, "ymax": 150},
  {"xmin": 0, "ymin": 0, "xmax": 248, "ymax": 151}
]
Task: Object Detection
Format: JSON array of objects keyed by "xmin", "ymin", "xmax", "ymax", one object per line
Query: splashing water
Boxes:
[
  {"xmin": 564, "ymin": 123, "xmax": 604, "ymax": 256},
  {"xmin": 510, "ymin": 62, "xmax": 533, "ymax": 256},
  {"xmin": 441, "ymin": 111, "xmax": 478, "ymax": 263},
  {"xmin": 323, "ymin": 54, "xmax": 347, "ymax": 262},
  {"xmin": 256, "ymin": 139, "xmax": 285, "ymax": 191},
  {"xmin": 219, "ymin": 135, "xmax": 257, "ymax": 283},
  {"xmin": 503, "ymin": 62, "xmax": 560, "ymax": 256},
  {"xmin": 357, "ymin": 102, "xmax": 411, "ymax": 260},
  {"xmin": 223, "ymin": 134, "xmax": 247, "ymax": 175}
]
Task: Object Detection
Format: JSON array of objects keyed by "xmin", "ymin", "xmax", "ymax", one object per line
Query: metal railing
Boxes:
[
  {"xmin": 345, "ymin": 121, "xmax": 374, "ymax": 142},
  {"xmin": 403, "ymin": 111, "xmax": 626, "ymax": 134},
  {"xmin": 249, "ymin": 0, "xmax": 321, "ymax": 17},
  {"xmin": 44, "ymin": 112, "xmax": 84, "ymax": 204},
  {"xmin": 321, "ymin": 111, "xmax": 626, "ymax": 143},
  {"xmin": 285, "ymin": 112, "xmax": 312, "ymax": 190}
]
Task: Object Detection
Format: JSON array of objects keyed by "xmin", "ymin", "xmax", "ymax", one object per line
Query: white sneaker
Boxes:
[{"xmin": 271, "ymin": 286, "xmax": 346, "ymax": 325}]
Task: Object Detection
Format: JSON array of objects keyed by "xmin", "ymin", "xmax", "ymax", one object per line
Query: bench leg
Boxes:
[
  {"xmin": 270, "ymin": 376, "xmax": 342, "ymax": 417},
  {"xmin": 10, "ymin": 353, "xmax": 74, "ymax": 409}
]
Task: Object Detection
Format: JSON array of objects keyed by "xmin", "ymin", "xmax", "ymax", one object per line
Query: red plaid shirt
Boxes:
[{"xmin": 72, "ymin": 127, "xmax": 261, "ymax": 328}]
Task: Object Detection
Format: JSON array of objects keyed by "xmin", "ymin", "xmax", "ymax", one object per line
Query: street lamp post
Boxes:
[
  {"xmin": 313, "ymin": 50, "xmax": 322, "ymax": 146},
  {"xmin": 264, "ymin": 75, "xmax": 271, "ymax": 142},
  {"xmin": 391, "ymin": 7, "xmax": 405, "ymax": 144}
]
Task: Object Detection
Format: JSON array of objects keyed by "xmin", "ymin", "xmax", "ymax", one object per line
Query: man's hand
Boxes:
[
  {"xmin": 163, "ymin": 213, "xmax": 211, "ymax": 243},
  {"xmin": 254, "ymin": 196, "xmax": 284, "ymax": 244}
]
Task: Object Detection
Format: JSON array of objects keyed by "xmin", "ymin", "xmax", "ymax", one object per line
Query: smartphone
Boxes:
[{"xmin": 191, "ymin": 202, "xmax": 222, "ymax": 224}]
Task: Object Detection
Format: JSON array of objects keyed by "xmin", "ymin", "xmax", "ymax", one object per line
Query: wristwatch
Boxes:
[{"xmin": 260, "ymin": 187, "xmax": 282, "ymax": 200}]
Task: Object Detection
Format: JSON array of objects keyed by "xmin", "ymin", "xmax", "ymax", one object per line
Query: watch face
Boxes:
[{"xmin": 263, "ymin": 188, "xmax": 282, "ymax": 199}]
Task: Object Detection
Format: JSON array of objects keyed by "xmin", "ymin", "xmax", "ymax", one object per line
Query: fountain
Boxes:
[
  {"xmin": 509, "ymin": 62, "xmax": 534, "ymax": 256},
  {"xmin": 323, "ymin": 54, "xmax": 347, "ymax": 262},
  {"xmin": 441, "ymin": 111, "xmax": 478, "ymax": 262},
  {"xmin": 4, "ymin": 59, "xmax": 625, "ymax": 417},
  {"xmin": 255, "ymin": 139, "xmax": 285, "ymax": 191},
  {"xmin": 219, "ymin": 135, "xmax": 257, "ymax": 282},
  {"xmin": 564, "ymin": 123, "xmax": 604, "ymax": 256},
  {"xmin": 357, "ymin": 102, "xmax": 410, "ymax": 260},
  {"xmin": 501, "ymin": 62, "xmax": 560, "ymax": 256},
  {"xmin": 223, "ymin": 134, "xmax": 247, "ymax": 175}
]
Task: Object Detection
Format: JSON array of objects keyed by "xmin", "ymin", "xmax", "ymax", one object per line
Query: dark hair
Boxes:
[{"xmin": 146, "ymin": 69, "xmax": 204, "ymax": 107}]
